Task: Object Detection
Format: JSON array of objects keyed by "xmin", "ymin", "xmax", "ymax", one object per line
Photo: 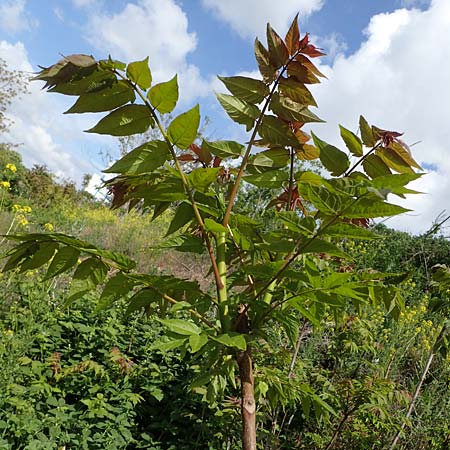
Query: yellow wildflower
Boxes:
[
  {"xmin": 44, "ymin": 222, "xmax": 54, "ymax": 231},
  {"xmin": 5, "ymin": 163, "xmax": 17, "ymax": 173},
  {"xmin": 17, "ymin": 214, "xmax": 28, "ymax": 227},
  {"xmin": 0, "ymin": 181, "xmax": 10, "ymax": 189}
]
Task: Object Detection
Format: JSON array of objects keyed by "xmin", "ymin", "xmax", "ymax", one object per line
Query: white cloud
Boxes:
[
  {"xmin": 84, "ymin": 0, "xmax": 211, "ymax": 103},
  {"xmin": 309, "ymin": 0, "xmax": 450, "ymax": 233},
  {"xmin": 0, "ymin": 41, "xmax": 103, "ymax": 182},
  {"xmin": 201, "ymin": 0, "xmax": 324, "ymax": 39},
  {"xmin": 0, "ymin": 0, "xmax": 37, "ymax": 34},
  {"xmin": 72, "ymin": 0, "xmax": 99, "ymax": 7}
]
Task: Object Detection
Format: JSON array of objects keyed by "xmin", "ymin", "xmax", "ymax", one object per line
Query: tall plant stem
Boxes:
[
  {"xmin": 389, "ymin": 325, "xmax": 446, "ymax": 450},
  {"xmin": 237, "ymin": 347, "xmax": 256, "ymax": 450},
  {"xmin": 115, "ymin": 70, "xmax": 224, "ymax": 293},
  {"xmin": 216, "ymin": 231, "xmax": 229, "ymax": 330}
]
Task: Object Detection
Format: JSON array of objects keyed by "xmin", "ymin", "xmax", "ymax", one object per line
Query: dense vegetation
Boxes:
[
  {"xmin": 1, "ymin": 16, "xmax": 450, "ymax": 450},
  {"xmin": 1, "ymin": 160, "xmax": 450, "ymax": 449}
]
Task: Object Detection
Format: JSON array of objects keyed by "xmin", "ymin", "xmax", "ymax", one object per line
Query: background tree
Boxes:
[{"xmin": 0, "ymin": 57, "xmax": 28, "ymax": 136}]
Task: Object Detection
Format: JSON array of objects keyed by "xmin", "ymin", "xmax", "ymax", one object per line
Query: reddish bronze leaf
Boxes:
[
  {"xmin": 302, "ymin": 44, "xmax": 326, "ymax": 58},
  {"xmin": 267, "ymin": 24, "xmax": 290, "ymax": 68},
  {"xmin": 287, "ymin": 61, "xmax": 320, "ymax": 84},
  {"xmin": 295, "ymin": 54, "xmax": 327, "ymax": 78},
  {"xmin": 285, "ymin": 13, "xmax": 300, "ymax": 54}
]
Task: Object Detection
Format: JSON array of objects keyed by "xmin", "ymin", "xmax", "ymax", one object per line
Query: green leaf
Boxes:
[
  {"xmin": 157, "ymin": 235, "xmax": 205, "ymax": 254},
  {"xmin": 167, "ymin": 105, "xmax": 200, "ymax": 149},
  {"xmin": 160, "ymin": 318, "xmax": 201, "ymax": 336},
  {"xmin": 362, "ymin": 154, "xmax": 391, "ymax": 178},
  {"xmin": 278, "ymin": 212, "xmax": 316, "ymax": 235},
  {"xmin": 126, "ymin": 289, "xmax": 158, "ymax": 315},
  {"xmin": 371, "ymin": 173, "xmax": 422, "ymax": 194},
  {"xmin": 298, "ymin": 183, "xmax": 343, "ymax": 215},
  {"xmin": 150, "ymin": 338, "xmax": 187, "ymax": 352},
  {"xmin": 67, "ymin": 257, "xmax": 109, "ymax": 304},
  {"xmin": 270, "ymin": 94, "xmax": 323, "ymax": 124},
  {"xmin": 359, "ymin": 115, "xmax": 375, "ymax": 147},
  {"xmin": 377, "ymin": 147, "xmax": 414, "ymax": 174},
  {"xmin": 201, "ymin": 140, "xmax": 244, "ymax": 159},
  {"xmin": 258, "ymin": 115, "xmax": 299, "ymax": 147},
  {"xmin": 279, "ymin": 77, "xmax": 317, "ymax": 107},
  {"xmin": 86, "ymin": 104, "xmax": 153, "ymax": 136},
  {"xmin": 189, "ymin": 333, "xmax": 208, "ymax": 352},
  {"xmin": 212, "ymin": 333, "xmax": 247, "ymax": 350},
  {"xmin": 249, "ymin": 148, "xmax": 289, "ymax": 168},
  {"xmin": 266, "ymin": 23, "xmax": 289, "ymax": 68},
  {"xmin": 339, "ymin": 125, "xmax": 363, "ymax": 157},
  {"xmin": 216, "ymin": 93, "xmax": 260, "ymax": 131},
  {"xmin": 44, "ymin": 246, "xmax": 80, "ymax": 280},
  {"xmin": 90, "ymin": 249, "xmax": 135, "ymax": 271},
  {"xmin": 20, "ymin": 242, "xmax": 58, "ymax": 272},
  {"xmin": 126, "ymin": 57, "xmax": 152, "ymax": 90},
  {"xmin": 166, "ymin": 202, "xmax": 195, "ymax": 236},
  {"xmin": 300, "ymin": 239, "xmax": 349, "ymax": 259},
  {"xmin": 218, "ymin": 76, "xmax": 269, "ymax": 104},
  {"xmin": 188, "ymin": 167, "xmax": 220, "ymax": 192},
  {"xmin": 49, "ymin": 68, "xmax": 116, "ymax": 96},
  {"xmin": 204, "ymin": 218, "xmax": 228, "ymax": 234},
  {"xmin": 147, "ymin": 75, "xmax": 178, "ymax": 114},
  {"xmin": 97, "ymin": 272, "xmax": 135, "ymax": 310},
  {"xmin": 104, "ymin": 140, "xmax": 169, "ymax": 174},
  {"xmin": 65, "ymin": 81, "xmax": 134, "ymax": 114},
  {"xmin": 312, "ymin": 132, "xmax": 349, "ymax": 176},
  {"xmin": 323, "ymin": 223, "xmax": 381, "ymax": 240},
  {"xmin": 2, "ymin": 241, "xmax": 38, "ymax": 272},
  {"xmin": 137, "ymin": 177, "xmax": 186, "ymax": 203},
  {"xmin": 287, "ymin": 300, "xmax": 320, "ymax": 327},
  {"xmin": 243, "ymin": 169, "xmax": 288, "ymax": 189},
  {"xmin": 342, "ymin": 198, "xmax": 410, "ymax": 219},
  {"xmin": 254, "ymin": 38, "xmax": 277, "ymax": 83}
]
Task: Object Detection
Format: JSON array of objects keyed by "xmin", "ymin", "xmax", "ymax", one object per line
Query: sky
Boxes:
[{"xmin": 0, "ymin": 0, "xmax": 448, "ymax": 234}]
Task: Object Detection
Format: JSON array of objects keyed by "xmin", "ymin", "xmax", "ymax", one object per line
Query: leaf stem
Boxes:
[{"xmin": 344, "ymin": 143, "xmax": 381, "ymax": 177}]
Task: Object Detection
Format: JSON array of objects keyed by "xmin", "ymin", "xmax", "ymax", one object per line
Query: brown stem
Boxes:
[
  {"xmin": 344, "ymin": 143, "xmax": 381, "ymax": 177},
  {"xmin": 237, "ymin": 347, "xmax": 257, "ymax": 450},
  {"xmin": 324, "ymin": 408, "xmax": 354, "ymax": 450}
]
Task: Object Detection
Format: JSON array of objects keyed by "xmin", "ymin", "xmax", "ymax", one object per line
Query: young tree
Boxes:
[
  {"xmin": 2, "ymin": 17, "xmax": 423, "ymax": 449},
  {"xmin": 0, "ymin": 57, "xmax": 28, "ymax": 136}
]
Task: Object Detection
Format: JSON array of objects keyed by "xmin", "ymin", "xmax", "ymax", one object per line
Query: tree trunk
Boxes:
[{"xmin": 237, "ymin": 347, "xmax": 256, "ymax": 450}]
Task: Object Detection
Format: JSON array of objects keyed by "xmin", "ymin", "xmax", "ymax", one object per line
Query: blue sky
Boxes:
[{"xmin": 0, "ymin": 0, "xmax": 449, "ymax": 233}]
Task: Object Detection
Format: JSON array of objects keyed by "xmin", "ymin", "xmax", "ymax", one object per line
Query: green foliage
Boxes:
[{"xmin": 2, "ymin": 15, "xmax": 438, "ymax": 450}]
